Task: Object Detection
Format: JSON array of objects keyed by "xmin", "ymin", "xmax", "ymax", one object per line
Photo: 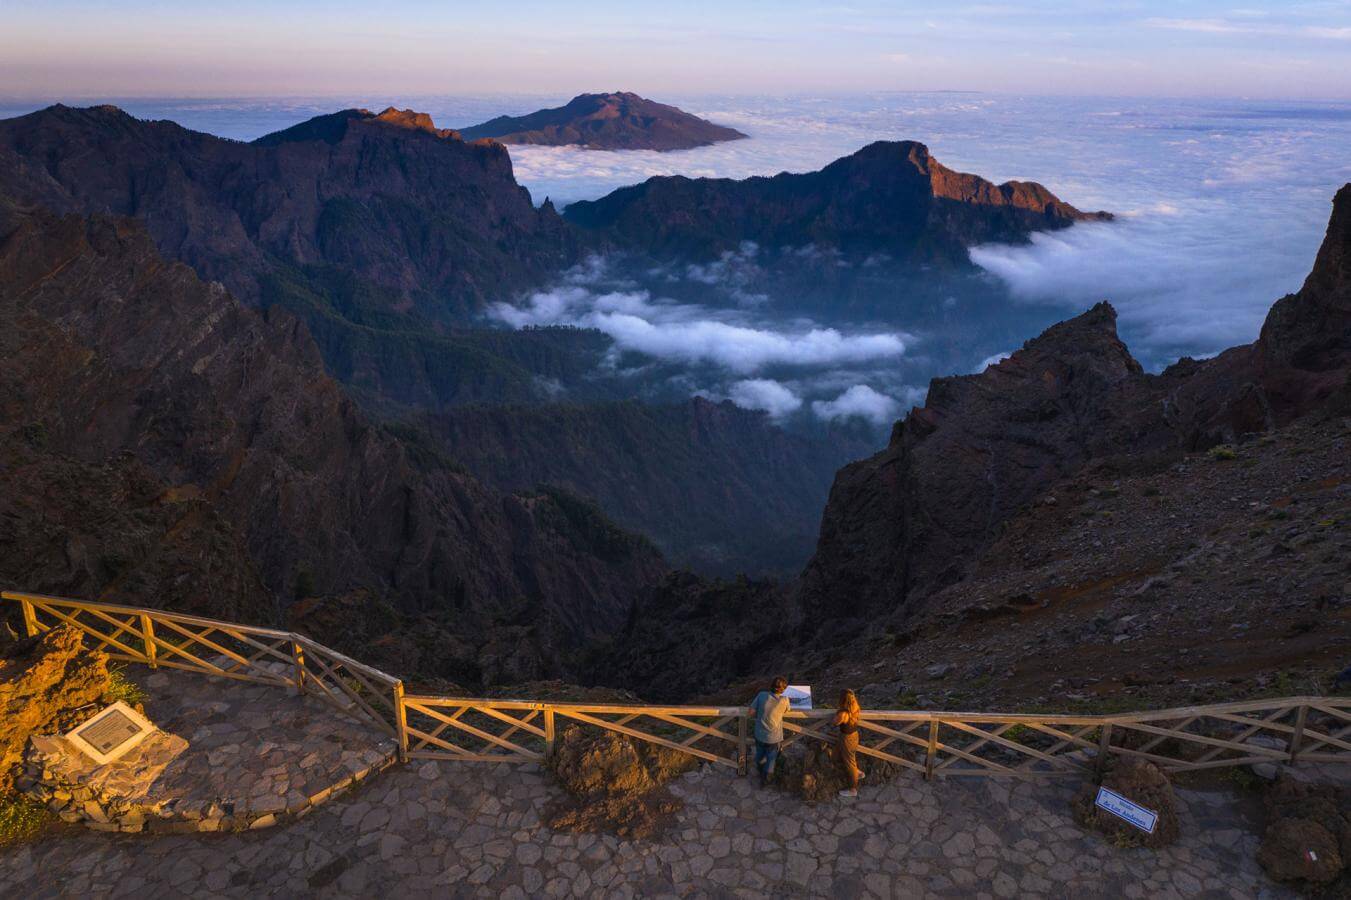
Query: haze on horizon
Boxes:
[{"xmin": 3, "ymin": 0, "xmax": 1350, "ymax": 101}]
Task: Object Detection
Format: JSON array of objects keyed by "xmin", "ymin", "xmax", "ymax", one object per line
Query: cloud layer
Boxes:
[{"xmin": 490, "ymin": 268, "xmax": 909, "ymax": 375}]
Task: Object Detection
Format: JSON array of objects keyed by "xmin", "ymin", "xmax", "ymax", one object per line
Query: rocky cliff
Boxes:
[
  {"xmin": 596, "ymin": 186, "xmax": 1351, "ymax": 700},
  {"xmin": 0, "ymin": 104, "xmax": 575, "ymax": 319},
  {"xmin": 0, "ymin": 104, "xmax": 591, "ymax": 413},
  {"xmin": 564, "ymin": 141, "xmax": 1110, "ymax": 263},
  {"xmin": 460, "ymin": 92, "xmax": 747, "ymax": 151},
  {"xmin": 799, "ymin": 183, "xmax": 1351, "ymax": 635},
  {"xmin": 0, "ymin": 203, "xmax": 665, "ymax": 685}
]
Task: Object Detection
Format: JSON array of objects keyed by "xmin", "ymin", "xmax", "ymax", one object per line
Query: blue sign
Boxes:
[{"xmin": 1095, "ymin": 787, "xmax": 1158, "ymax": 834}]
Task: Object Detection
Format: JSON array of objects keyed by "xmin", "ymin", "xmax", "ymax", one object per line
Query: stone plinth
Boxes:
[{"xmin": 17, "ymin": 668, "xmax": 398, "ymax": 834}]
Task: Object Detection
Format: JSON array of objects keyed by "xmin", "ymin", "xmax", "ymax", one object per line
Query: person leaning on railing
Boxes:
[
  {"xmin": 748, "ymin": 676, "xmax": 790, "ymax": 787},
  {"xmin": 834, "ymin": 689, "xmax": 865, "ymax": 798}
]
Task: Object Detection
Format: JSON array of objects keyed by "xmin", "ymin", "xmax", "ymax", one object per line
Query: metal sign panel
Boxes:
[
  {"xmin": 66, "ymin": 700, "xmax": 155, "ymax": 765},
  {"xmin": 1095, "ymin": 786, "xmax": 1159, "ymax": 834}
]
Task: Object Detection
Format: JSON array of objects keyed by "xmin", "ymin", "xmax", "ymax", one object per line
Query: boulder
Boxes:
[
  {"xmin": 545, "ymin": 725, "xmax": 700, "ymax": 840},
  {"xmin": 1259, "ymin": 819, "xmax": 1343, "ymax": 885},
  {"xmin": 1072, "ymin": 759, "xmax": 1180, "ymax": 849},
  {"xmin": 1257, "ymin": 778, "xmax": 1350, "ymax": 886},
  {"xmin": 0, "ymin": 625, "xmax": 111, "ymax": 795}
]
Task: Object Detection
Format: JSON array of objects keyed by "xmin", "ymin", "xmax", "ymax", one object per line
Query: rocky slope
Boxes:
[
  {"xmin": 800, "ymin": 184, "xmax": 1351, "ymax": 631},
  {"xmin": 596, "ymin": 185, "xmax": 1351, "ymax": 701},
  {"xmin": 459, "ymin": 92, "xmax": 747, "ymax": 151},
  {"xmin": 0, "ymin": 104, "xmax": 590, "ymax": 413},
  {"xmin": 564, "ymin": 141, "xmax": 1110, "ymax": 263},
  {"xmin": 424, "ymin": 398, "xmax": 873, "ymax": 576},
  {"xmin": 0, "ymin": 203, "xmax": 665, "ymax": 686}
]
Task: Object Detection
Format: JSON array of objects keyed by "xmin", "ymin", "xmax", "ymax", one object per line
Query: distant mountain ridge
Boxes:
[
  {"xmin": 460, "ymin": 92, "xmax": 747, "ymax": 151},
  {"xmin": 565, "ymin": 140, "xmax": 1111, "ymax": 263}
]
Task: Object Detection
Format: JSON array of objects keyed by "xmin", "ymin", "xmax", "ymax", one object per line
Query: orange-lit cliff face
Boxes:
[{"xmin": 563, "ymin": 140, "xmax": 1110, "ymax": 263}]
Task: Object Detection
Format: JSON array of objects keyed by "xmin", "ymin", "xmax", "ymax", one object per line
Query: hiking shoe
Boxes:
[{"xmin": 839, "ymin": 789, "xmax": 859, "ymax": 798}]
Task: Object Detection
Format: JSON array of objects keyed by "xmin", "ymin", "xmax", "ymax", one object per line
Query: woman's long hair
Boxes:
[{"xmin": 838, "ymin": 689, "xmax": 860, "ymax": 725}]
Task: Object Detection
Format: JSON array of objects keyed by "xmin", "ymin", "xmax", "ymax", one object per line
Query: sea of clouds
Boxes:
[
  {"xmin": 7, "ymin": 92, "xmax": 1349, "ymax": 422},
  {"xmin": 488, "ymin": 255, "xmax": 917, "ymax": 425}
]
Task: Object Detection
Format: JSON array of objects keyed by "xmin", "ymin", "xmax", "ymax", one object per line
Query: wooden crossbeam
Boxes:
[
  {"xmin": 1194, "ymin": 707, "xmax": 1294, "ymax": 763},
  {"xmin": 408, "ymin": 706, "xmax": 468, "ymax": 751},
  {"xmin": 556, "ymin": 709, "xmax": 733, "ymax": 767},
  {"xmin": 1296, "ymin": 725, "xmax": 1351, "ymax": 755},
  {"xmin": 941, "ymin": 720, "xmax": 1079, "ymax": 771},
  {"xmin": 1135, "ymin": 716, "xmax": 1197, "ymax": 754},
  {"xmin": 30, "ymin": 601, "xmax": 147, "ymax": 661},
  {"xmin": 304, "ymin": 652, "xmax": 396, "ymax": 736},
  {"xmin": 1113, "ymin": 721, "xmax": 1289, "ymax": 759},
  {"xmin": 406, "ymin": 703, "xmax": 539, "ymax": 759},
  {"xmin": 151, "ymin": 617, "xmax": 260, "ymax": 678}
]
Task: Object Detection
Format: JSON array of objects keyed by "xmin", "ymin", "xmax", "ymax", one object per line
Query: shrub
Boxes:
[
  {"xmin": 0, "ymin": 796, "xmax": 51, "ymax": 847},
  {"xmin": 1208, "ymin": 445, "xmax": 1238, "ymax": 461},
  {"xmin": 105, "ymin": 665, "xmax": 148, "ymax": 707}
]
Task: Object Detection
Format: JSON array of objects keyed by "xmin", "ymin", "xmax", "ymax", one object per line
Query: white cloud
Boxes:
[
  {"xmin": 728, "ymin": 379, "xmax": 803, "ymax": 418},
  {"xmin": 811, "ymin": 385, "xmax": 901, "ymax": 425},
  {"xmin": 490, "ymin": 269, "xmax": 909, "ymax": 375},
  {"xmin": 975, "ymin": 351, "xmax": 1011, "ymax": 372}
]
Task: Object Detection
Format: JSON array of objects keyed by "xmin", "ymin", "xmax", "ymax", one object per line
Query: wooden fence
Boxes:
[{"xmin": 6, "ymin": 592, "xmax": 1349, "ymax": 780}]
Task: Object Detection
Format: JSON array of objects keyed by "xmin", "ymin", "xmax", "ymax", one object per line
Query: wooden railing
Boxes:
[
  {"xmin": 4, "ymin": 591, "xmax": 405, "ymax": 752},
  {"xmin": 6, "ymin": 592, "xmax": 1349, "ymax": 780}
]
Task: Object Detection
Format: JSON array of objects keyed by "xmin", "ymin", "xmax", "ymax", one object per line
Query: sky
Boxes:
[{"xmin": 3, "ymin": 1, "xmax": 1351, "ymax": 100}]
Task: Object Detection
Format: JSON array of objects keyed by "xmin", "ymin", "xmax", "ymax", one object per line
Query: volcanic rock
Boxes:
[
  {"xmin": 1072, "ymin": 760, "xmax": 1180, "ymax": 849},
  {"xmin": 1258, "ymin": 778, "xmax": 1351, "ymax": 886},
  {"xmin": 0, "ymin": 205, "xmax": 665, "ymax": 686},
  {"xmin": 565, "ymin": 140, "xmax": 1111, "ymax": 262},
  {"xmin": 460, "ymin": 92, "xmax": 746, "ymax": 151},
  {"xmin": 0, "ymin": 626, "xmax": 111, "ymax": 795},
  {"xmin": 545, "ymin": 725, "xmax": 699, "ymax": 839}
]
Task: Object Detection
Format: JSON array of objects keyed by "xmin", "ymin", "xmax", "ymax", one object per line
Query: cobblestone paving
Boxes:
[
  {"xmin": 22, "ymin": 668, "xmax": 396, "ymax": 833},
  {"xmin": 1, "ymin": 750, "xmax": 1326, "ymax": 898}
]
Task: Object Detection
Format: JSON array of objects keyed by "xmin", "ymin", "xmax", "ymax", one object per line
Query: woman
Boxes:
[{"xmin": 834, "ymin": 688, "xmax": 864, "ymax": 798}]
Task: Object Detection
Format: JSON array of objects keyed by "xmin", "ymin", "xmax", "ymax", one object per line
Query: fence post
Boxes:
[
  {"xmin": 394, "ymin": 680, "xmax": 409, "ymax": 763},
  {"xmin": 544, "ymin": 706, "xmax": 556, "ymax": 762},
  {"xmin": 140, "ymin": 613, "xmax": 157, "ymax": 668},
  {"xmin": 925, "ymin": 718, "xmax": 939, "ymax": 780},
  {"xmin": 290, "ymin": 639, "xmax": 307, "ymax": 694},
  {"xmin": 19, "ymin": 596, "xmax": 38, "ymax": 637},
  {"xmin": 737, "ymin": 714, "xmax": 748, "ymax": 775},
  {"xmin": 1096, "ymin": 723, "xmax": 1115, "ymax": 778},
  {"xmin": 1287, "ymin": 705, "xmax": 1309, "ymax": 765}
]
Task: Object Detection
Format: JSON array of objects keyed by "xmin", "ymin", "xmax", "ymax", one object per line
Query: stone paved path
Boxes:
[
  {"xmin": 0, "ymin": 749, "xmax": 1324, "ymax": 898},
  {"xmin": 21, "ymin": 668, "xmax": 396, "ymax": 833}
]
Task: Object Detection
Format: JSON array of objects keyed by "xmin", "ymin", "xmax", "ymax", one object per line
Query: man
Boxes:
[{"xmin": 748, "ymin": 676, "xmax": 791, "ymax": 787}]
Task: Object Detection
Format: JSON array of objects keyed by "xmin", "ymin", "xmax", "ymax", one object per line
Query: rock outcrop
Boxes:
[
  {"xmin": 0, "ymin": 205, "xmax": 666, "ymax": 686},
  {"xmin": 460, "ymin": 92, "xmax": 747, "ymax": 151},
  {"xmin": 0, "ymin": 103, "xmax": 587, "ymax": 413},
  {"xmin": 0, "ymin": 104, "xmax": 575, "ymax": 319},
  {"xmin": 564, "ymin": 141, "xmax": 1111, "ymax": 263},
  {"xmin": 1072, "ymin": 760, "xmax": 1180, "ymax": 849},
  {"xmin": 545, "ymin": 725, "xmax": 699, "ymax": 839},
  {"xmin": 1257, "ymin": 778, "xmax": 1350, "ymax": 886},
  {"xmin": 0, "ymin": 626, "xmax": 111, "ymax": 795},
  {"xmin": 799, "ymin": 184, "xmax": 1351, "ymax": 635}
]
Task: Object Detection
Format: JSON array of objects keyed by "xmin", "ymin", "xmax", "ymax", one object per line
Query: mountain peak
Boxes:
[
  {"xmin": 565, "ymin": 140, "xmax": 1112, "ymax": 261},
  {"xmin": 1257, "ymin": 181, "xmax": 1351, "ymax": 373},
  {"xmin": 253, "ymin": 107, "xmax": 460, "ymax": 146},
  {"xmin": 459, "ymin": 92, "xmax": 747, "ymax": 151},
  {"xmin": 370, "ymin": 107, "xmax": 460, "ymax": 139}
]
